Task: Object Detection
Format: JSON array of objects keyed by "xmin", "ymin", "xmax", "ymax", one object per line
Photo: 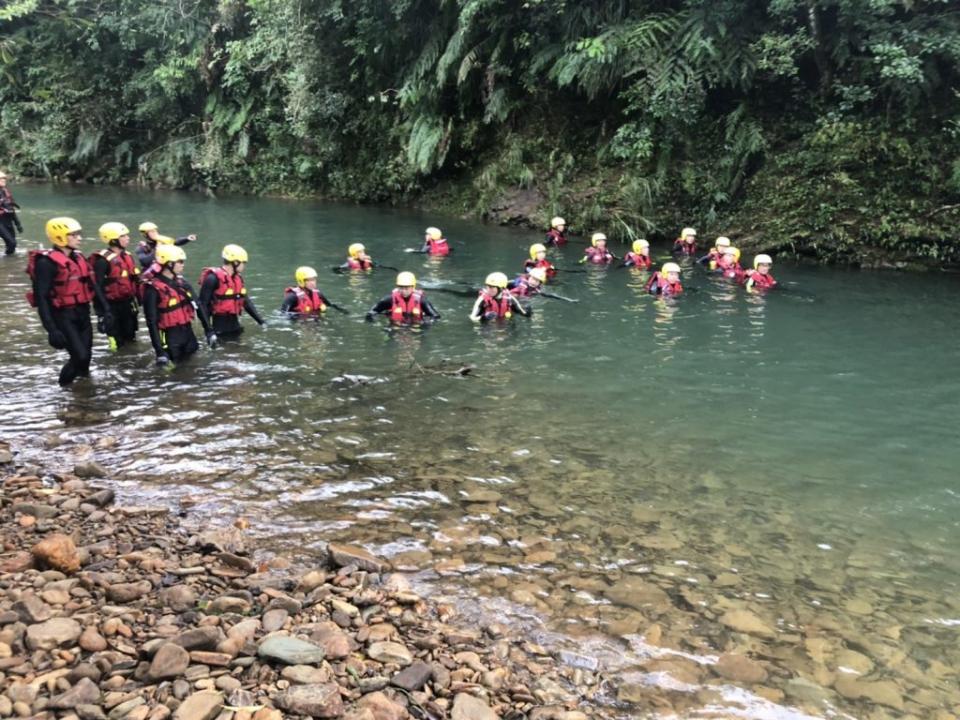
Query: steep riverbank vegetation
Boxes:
[{"xmin": 2, "ymin": 0, "xmax": 959, "ymax": 265}]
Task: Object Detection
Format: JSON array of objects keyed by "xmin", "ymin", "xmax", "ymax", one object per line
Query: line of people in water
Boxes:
[{"xmin": 25, "ymin": 214, "xmax": 777, "ymax": 386}]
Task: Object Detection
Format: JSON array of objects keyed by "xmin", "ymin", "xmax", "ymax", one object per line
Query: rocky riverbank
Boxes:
[{"xmin": 0, "ymin": 452, "xmax": 596, "ymax": 720}]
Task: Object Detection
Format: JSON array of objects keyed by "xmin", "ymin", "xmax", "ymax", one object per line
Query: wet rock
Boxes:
[
  {"xmin": 310, "ymin": 621, "xmax": 351, "ymax": 659},
  {"xmin": 79, "ymin": 626, "xmax": 108, "ymax": 652},
  {"xmin": 197, "ymin": 528, "xmax": 245, "ymax": 554},
  {"xmin": 258, "ymin": 635, "xmax": 327, "ymax": 665},
  {"xmin": 13, "ymin": 502, "xmax": 58, "ymax": 518},
  {"xmin": 392, "ymin": 661, "xmax": 433, "ymax": 691},
  {"xmin": 262, "ymin": 608, "xmax": 289, "ymax": 633},
  {"xmin": 31, "ymin": 534, "xmax": 81, "ymax": 573},
  {"xmin": 327, "ymin": 543, "xmax": 390, "ymax": 573},
  {"xmin": 13, "ymin": 594, "xmax": 52, "ymax": 623},
  {"xmin": 172, "ymin": 690, "xmax": 223, "ymax": 720},
  {"xmin": 148, "ymin": 643, "xmax": 190, "ymax": 680},
  {"xmin": 357, "ymin": 691, "xmax": 408, "ymax": 720},
  {"xmin": 784, "ymin": 677, "xmax": 834, "ymax": 705},
  {"xmin": 85, "ymin": 488, "xmax": 115, "ymax": 507},
  {"xmin": 714, "ymin": 654, "xmax": 768, "ymax": 684},
  {"xmin": 74, "ymin": 461, "xmax": 106, "ymax": 478},
  {"xmin": 719, "ymin": 610, "xmax": 776, "ymax": 638},
  {"xmin": 107, "ymin": 580, "xmax": 153, "ymax": 603},
  {"xmin": 275, "ymin": 683, "xmax": 344, "ymax": 717},
  {"xmin": 172, "ymin": 626, "xmax": 224, "ymax": 650},
  {"xmin": 368, "ymin": 641, "xmax": 413, "ymax": 666},
  {"xmin": 603, "ymin": 577, "xmax": 672, "ymax": 613},
  {"xmin": 282, "ymin": 665, "xmax": 332, "ymax": 684},
  {"xmin": 834, "ymin": 648, "xmax": 874, "ymax": 675},
  {"xmin": 159, "ymin": 585, "xmax": 196, "ymax": 612},
  {"xmin": 451, "ymin": 693, "xmax": 497, "ymax": 720},
  {"xmin": 834, "ymin": 677, "xmax": 903, "ymax": 710},
  {"xmin": 844, "ymin": 598, "xmax": 874, "ymax": 616},
  {"xmin": 208, "ymin": 595, "xmax": 251, "ymax": 614},
  {"xmin": 48, "ymin": 677, "xmax": 101, "ymax": 709},
  {"xmin": 217, "ymin": 551, "xmax": 255, "ymax": 573},
  {"xmin": 25, "ymin": 617, "xmax": 82, "ymax": 650}
]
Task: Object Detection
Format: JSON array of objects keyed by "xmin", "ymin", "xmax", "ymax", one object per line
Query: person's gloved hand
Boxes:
[
  {"xmin": 48, "ymin": 330, "xmax": 67, "ymax": 349},
  {"xmin": 365, "ymin": 312, "xmax": 375, "ymax": 322},
  {"xmin": 206, "ymin": 331, "xmax": 218, "ymax": 349},
  {"xmin": 156, "ymin": 353, "xmax": 171, "ymax": 367},
  {"xmin": 14, "ymin": 218, "xmax": 23, "ymax": 233}
]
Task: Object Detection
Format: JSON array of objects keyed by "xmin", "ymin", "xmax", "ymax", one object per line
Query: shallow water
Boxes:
[{"xmin": 2, "ymin": 184, "xmax": 960, "ymax": 718}]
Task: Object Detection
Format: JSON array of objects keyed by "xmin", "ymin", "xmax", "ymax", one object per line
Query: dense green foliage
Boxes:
[{"xmin": 2, "ymin": 0, "xmax": 959, "ymax": 264}]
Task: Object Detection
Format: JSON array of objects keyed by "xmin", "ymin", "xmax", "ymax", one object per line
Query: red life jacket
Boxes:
[
  {"xmin": 747, "ymin": 271, "xmax": 777, "ymax": 290},
  {"xmin": 584, "ymin": 247, "xmax": 613, "ymax": 264},
  {"xmin": 645, "ymin": 272, "xmax": 683, "ymax": 296},
  {"xmin": 285, "ymin": 286, "xmax": 326, "ymax": 314},
  {"xmin": 480, "ymin": 290, "xmax": 513, "ymax": 318},
  {"xmin": 92, "ymin": 248, "xmax": 139, "ymax": 301},
  {"xmin": 25, "ymin": 249, "xmax": 95, "ymax": 309},
  {"xmin": 390, "ymin": 288, "xmax": 423, "ymax": 323},
  {"xmin": 721, "ymin": 262, "xmax": 745, "ymax": 283},
  {"xmin": 0, "ymin": 188, "xmax": 15, "ymax": 215},
  {"xmin": 149, "ymin": 275, "xmax": 196, "ymax": 330},
  {"xmin": 523, "ymin": 258, "xmax": 557, "ymax": 278},
  {"xmin": 546, "ymin": 229, "xmax": 566, "ymax": 246},
  {"xmin": 509, "ymin": 277, "xmax": 538, "ymax": 297},
  {"xmin": 137, "ymin": 262, "xmax": 162, "ymax": 301},
  {"xmin": 426, "ymin": 238, "xmax": 450, "ymax": 256},
  {"xmin": 200, "ymin": 267, "xmax": 246, "ymax": 316},
  {"xmin": 674, "ymin": 239, "xmax": 697, "ymax": 255},
  {"xmin": 347, "ymin": 257, "xmax": 374, "ymax": 270},
  {"xmin": 624, "ymin": 252, "xmax": 651, "ymax": 269}
]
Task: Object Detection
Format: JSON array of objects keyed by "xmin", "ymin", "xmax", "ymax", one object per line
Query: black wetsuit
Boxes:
[
  {"xmin": 0, "ymin": 188, "xmax": 21, "ymax": 255},
  {"xmin": 142, "ymin": 274, "xmax": 208, "ymax": 363},
  {"xmin": 197, "ymin": 270, "xmax": 264, "ymax": 337},
  {"xmin": 136, "ymin": 236, "xmax": 193, "ymax": 270},
  {"xmin": 281, "ymin": 289, "xmax": 333, "ymax": 315},
  {"xmin": 33, "ymin": 251, "xmax": 109, "ymax": 386},
  {"xmin": 366, "ymin": 292, "xmax": 441, "ymax": 321},
  {"xmin": 91, "ymin": 250, "xmax": 138, "ymax": 348}
]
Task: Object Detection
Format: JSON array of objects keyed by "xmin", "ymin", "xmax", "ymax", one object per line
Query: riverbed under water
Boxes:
[{"xmin": 2, "ymin": 184, "xmax": 959, "ymax": 719}]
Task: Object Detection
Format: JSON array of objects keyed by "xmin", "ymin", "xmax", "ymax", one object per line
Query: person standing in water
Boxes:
[
  {"xmin": 469, "ymin": 272, "xmax": 530, "ymax": 322},
  {"xmin": 673, "ymin": 227, "xmax": 697, "ymax": 256},
  {"xmin": 135, "ymin": 221, "xmax": 198, "ymax": 269},
  {"xmin": 621, "ymin": 239, "xmax": 652, "ymax": 269},
  {"xmin": 646, "ymin": 262, "xmax": 683, "ymax": 296},
  {"xmin": 90, "ymin": 222, "xmax": 140, "ymax": 352},
  {"xmin": 545, "ymin": 216, "xmax": 567, "ymax": 247},
  {"xmin": 197, "ymin": 244, "xmax": 264, "ymax": 346},
  {"xmin": 366, "ymin": 271, "xmax": 441, "ymax": 324},
  {"xmin": 143, "ymin": 245, "xmax": 209, "ymax": 367},
  {"xmin": 415, "ymin": 227, "xmax": 451, "ymax": 255},
  {"xmin": 0, "ymin": 171, "xmax": 23, "ymax": 256},
  {"xmin": 524, "ymin": 243, "xmax": 557, "ymax": 279},
  {"xmin": 745, "ymin": 254, "xmax": 777, "ymax": 292},
  {"xmin": 580, "ymin": 233, "xmax": 615, "ymax": 265},
  {"xmin": 282, "ymin": 266, "xmax": 344, "ymax": 316}
]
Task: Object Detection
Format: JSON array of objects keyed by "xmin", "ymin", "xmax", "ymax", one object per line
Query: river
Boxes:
[{"xmin": 2, "ymin": 183, "xmax": 959, "ymax": 719}]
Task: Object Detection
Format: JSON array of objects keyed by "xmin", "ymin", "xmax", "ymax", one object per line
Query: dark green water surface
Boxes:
[{"xmin": 2, "ymin": 184, "xmax": 959, "ymax": 719}]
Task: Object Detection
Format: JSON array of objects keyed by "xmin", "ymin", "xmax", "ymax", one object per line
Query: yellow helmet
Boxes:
[
  {"xmin": 155, "ymin": 235, "xmax": 175, "ymax": 246},
  {"xmin": 425, "ymin": 227, "xmax": 442, "ymax": 241},
  {"xmin": 632, "ymin": 239, "xmax": 649, "ymax": 254},
  {"xmin": 681, "ymin": 227, "xmax": 697, "ymax": 239},
  {"xmin": 550, "ymin": 216, "xmax": 565, "ymax": 229},
  {"xmin": 753, "ymin": 254, "xmax": 773, "ymax": 269},
  {"xmin": 155, "ymin": 244, "xmax": 186, "ymax": 266},
  {"xmin": 724, "ymin": 246, "xmax": 741, "ymax": 261},
  {"xmin": 45, "ymin": 217, "xmax": 82, "ymax": 247},
  {"xmin": 98, "ymin": 222, "xmax": 130, "ymax": 244},
  {"xmin": 485, "ymin": 272, "xmax": 508, "ymax": 289},
  {"xmin": 222, "ymin": 244, "xmax": 248, "ymax": 263},
  {"xmin": 529, "ymin": 243, "xmax": 546, "ymax": 260},
  {"xmin": 662, "ymin": 262, "xmax": 681, "ymax": 275},
  {"xmin": 138, "ymin": 221, "xmax": 159, "ymax": 235},
  {"xmin": 715, "ymin": 236, "xmax": 731, "ymax": 248},
  {"xmin": 348, "ymin": 243, "xmax": 365, "ymax": 258},
  {"xmin": 529, "ymin": 267, "xmax": 548, "ymax": 283},
  {"xmin": 591, "ymin": 232, "xmax": 607, "ymax": 247},
  {"xmin": 295, "ymin": 266, "xmax": 318, "ymax": 286},
  {"xmin": 396, "ymin": 271, "xmax": 417, "ymax": 287}
]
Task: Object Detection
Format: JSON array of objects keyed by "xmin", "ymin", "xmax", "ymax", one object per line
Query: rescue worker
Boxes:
[
  {"xmin": 281, "ymin": 266, "xmax": 340, "ymax": 316},
  {"xmin": 415, "ymin": 227, "xmax": 451, "ymax": 255},
  {"xmin": 646, "ymin": 262, "xmax": 683, "ymax": 296},
  {"xmin": 197, "ymin": 244, "xmax": 265, "ymax": 345},
  {"xmin": 469, "ymin": 272, "xmax": 530, "ymax": 322},
  {"xmin": 717, "ymin": 246, "xmax": 745, "ymax": 283},
  {"xmin": 138, "ymin": 234, "xmax": 177, "ymax": 293},
  {"xmin": 579, "ymin": 233, "xmax": 615, "ymax": 265},
  {"xmin": 508, "ymin": 267, "xmax": 548, "ymax": 297},
  {"xmin": 91, "ymin": 222, "xmax": 140, "ymax": 351},
  {"xmin": 338, "ymin": 243, "xmax": 375, "ymax": 271},
  {"xmin": 27, "ymin": 218, "xmax": 110, "ymax": 386},
  {"xmin": 365, "ymin": 271, "xmax": 441, "ymax": 324},
  {"xmin": 621, "ymin": 239, "xmax": 652, "ymax": 269},
  {"xmin": 697, "ymin": 236, "xmax": 731, "ymax": 270},
  {"xmin": 142, "ymin": 245, "xmax": 209, "ymax": 367},
  {"xmin": 673, "ymin": 227, "xmax": 697, "ymax": 256},
  {"xmin": 745, "ymin": 254, "xmax": 777, "ymax": 292},
  {"xmin": 0, "ymin": 171, "xmax": 23, "ymax": 256},
  {"xmin": 135, "ymin": 221, "xmax": 197, "ymax": 269},
  {"xmin": 545, "ymin": 217, "xmax": 567, "ymax": 246},
  {"xmin": 523, "ymin": 243, "xmax": 556, "ymax": 279}
]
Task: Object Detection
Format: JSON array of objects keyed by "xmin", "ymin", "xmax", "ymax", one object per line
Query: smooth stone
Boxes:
[
  {"xmin": 172, "ymin": 691, "xmax": 223, "ymax": 720},
  {"xmin": 172, "ymin": 626, "xmax": 224, "ymax": 650},
  {"xmin": 714, "ymin": 654, "xmax": 768, "ymax": 683},
  {"xmin": 834, "ymin": 648, "xmax": 874, "ymax": 675},
  {"xmin": 844, "ymin": 599, "xmax": 874, "ymax": 616},
  {"xmin": 261, "ymin": 608, "xmax": 289, "ymax": 633},
  {"xmin": 257, "ymin": 635, "xmax": 326, "ymax": 665},
  {"xmin": 159, "ymin": 586, "xmax": 196, "ymax": 612},
  {"xmin": 357, "ymin": 691, "xmax": 407, "ymax": 720},
  {"xmin": 26, "ymin": 617, "xmax": 82, "ymax": 650},
  {"xmin": 208, "ymin": 595, "xmax": 251, "ymax": 614},
  {"xmin": 189, "ymin": 651, "xmax": 233, "ymax": 666},
  {"xmin": 76, "ymin": 705, "xmax": 108, "ymax": 720},
  {"xmin": 310, "ymin": 621, "xmax": 351, "ymax": 659},
  {"xmin": 215, "ymin": 676, "xmax": 242, "ymax": 692},
  {"xmin": 74, "ymin": 461, "xmax": 106, "ymax": 478},
  {"xmin": 31, "ymin": 534, "xmax": 81, "ymax": 573},
  {"xmin": 451, "ymin": 693, "xmax": 497, "ymax": 720},
  {"xmin": 391, "ymin": 660, "xmax": 433, "ymax": 691},
  {"xmin": 85, "ymin": 488, "xmax": 115, "ymax": 507},
  {"xmin": 148, "ymin": 643, "xmax": 190, "ymax": 680},
  {"xmin": 13, "ymin": 595, "xmax": 52, "ymax": 623},
  {"xmin": 603, "ymin": 577, "xmax": 672, "ymax": 613},
  {"xmin": 13, "ymin": 503, "xmax": 58, "ymax": 519},
  {"xmin": 281, "ymin": 665, "xmax": 332, "ymax": 685},
  {"xmin": 327, "ymin": 543, "xmax": 390, "ymax": 573},
  {"xmin": 275, "ymin": 683, "xmax": 344, "ymax": 718},
  {"xmin": 719, "ymin": 610, "xmax": 776, "ymax": 638},
  {"xmin": 79, "ymin": 627, "xmax": 108, "ymax": 652},
  {"xmin": 367, "ymin": 641, "xmax": 413, "ymax": 666},
  {"xmin": 48, "ymin": 677, "xmax": 101, "ymax": 709},
  {"xmin": 107, "ymin": 580, "xmax": 152, "ymax": 603}
]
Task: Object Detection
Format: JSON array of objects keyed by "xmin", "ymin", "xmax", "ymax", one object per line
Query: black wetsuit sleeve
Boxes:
[
  {"xmin": 181, "ymin": 280, "xmax": 209, "ymax": 334},
  {"xmin": 142, "ymin": 285, "xmax": 165, "ymax": 356},
  {"xmin": 196, "ymin": 272, "xmax": 219, "ymax": 328},
  {"xmin": 421, "ymin": 296, "xmax": 441, "ymax": 319},
  {"xmin": 367, "ymin": 295, "xmax": 393, "ymax": 316},
  {"xmin": 243, "ymin": 296, "xmax": 264, "ymax": 325},
  {"xmin": 281, "ymin": 290, "xmax": 298, "ymax": 313},
  {"xmin": 510, "ymin": 294, "xmax": 529, "ymax": 316},
  {"xmin": 92, "ymin": 255, "xmax": 109, "ymax": 316},
  {"xmin": 135, "ymin": 244, "xmax": 153, "ymax": 269},
  {"xmin": 33, "ymin": 256, "xmax": 58, "ymax": 333},
  {"xmin": 175, "ymin": 236, "xmax": 192, "ymax": 246}
]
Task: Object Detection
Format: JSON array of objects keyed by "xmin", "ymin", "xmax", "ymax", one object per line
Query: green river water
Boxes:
[{"xmin": 2, "ymin": 184, "xmax": 959, "ymax": 719}]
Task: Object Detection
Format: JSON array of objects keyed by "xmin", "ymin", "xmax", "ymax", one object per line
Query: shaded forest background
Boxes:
[{"xmin": 1, "ymin": 0, "xmax": 959, "ymax": 265}]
